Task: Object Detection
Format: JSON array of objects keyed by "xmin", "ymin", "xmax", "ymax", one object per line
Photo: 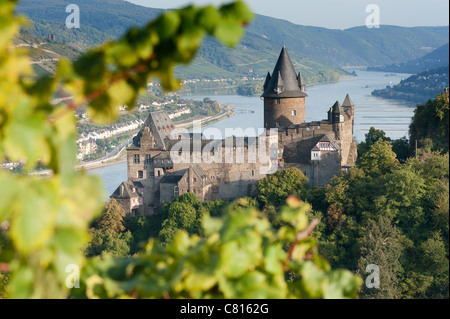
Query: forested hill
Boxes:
[
  {"xmin": 16, "ymin": 0, "xmax": 449, "ymax": 81},
  {"xmin": 368, "ymin": 43, "xmax": 450, "ymax": 74},
  {"xmin": 371, "ymin": 66, "xmax": 449, "ymax": 103},
  {"xmin": 247, "ymin": 16, "xmax": 448, "ymax": 67}
]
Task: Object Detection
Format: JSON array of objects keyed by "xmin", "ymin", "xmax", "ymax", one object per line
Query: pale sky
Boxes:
[{"xmin": 126, "ymin": 0, "xmax": 449, "ymax": 29}]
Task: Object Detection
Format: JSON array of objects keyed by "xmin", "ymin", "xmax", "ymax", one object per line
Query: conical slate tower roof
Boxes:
[
  {"xmin": 342, "ymin": 94, "xmax": 354, "ymax": 108},
  {"xmin": 261, "ymin": 46, "xmax": 307, "ymax": 98},
  {"xmin": 331, "ymin": 101, "xmax": 345, "ymax": 114}
]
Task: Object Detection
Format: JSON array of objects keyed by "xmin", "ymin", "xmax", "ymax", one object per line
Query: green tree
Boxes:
[
  {"xmin": 419, "ymin": 232, "xmax": 449, "ymax": 298},
  {"xmin": 357, "ymin": 216, "xmax": 404, "ymax": 299},
  {"xmin": 84, "ymin": 199, "xmax": 132, "ymax": 257},
  {"xmin": 391, "ymin": 136, "xmax": 411, "ymax": 162},
  {"xmin": 357, "ymin": 127, "xmax": 391, "ymax": 158},
  {"xmin": 409, "ymin": 92, "xmax": 449, "ymax": 153},
  {"xmin": 85, "ymin": 229, "xmax": 132, "ymax": 258},
  {"xmin": 159, "ymin": 201, "xmax": 197, "ymax": 245},
  {"xmin": 357, "ymin": 140, "xmax": 399, "ymax": 177},
  {"xmin": 256, "ymin": 167, "xmax": 308, "ymax": 208},
  {"xmin": 95, "ymin": 199, "xmax": 126, "ymax": 234}
]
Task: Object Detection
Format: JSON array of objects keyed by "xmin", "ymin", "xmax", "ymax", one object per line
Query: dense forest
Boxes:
[{"xmin": 83, "ymin": 92, "xmax": 449, "ymax": 299}]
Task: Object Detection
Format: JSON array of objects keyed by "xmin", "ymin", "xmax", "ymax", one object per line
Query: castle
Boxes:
[{"xmin": 111, "ymin": 46, "xmax": 357, "ymax": 216}]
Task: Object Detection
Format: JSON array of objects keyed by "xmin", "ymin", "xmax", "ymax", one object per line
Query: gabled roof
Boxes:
[
  {"xmin": 291, "ymin": 135, "xmax": 325, "ymax": 164},
  {"xmin": 110, "ymin": 181, "xmax": 143, "ymax": 199},
  {"xmin": 153, "ymin": 152, "xmax": 173, "ymax": 168},
  {"xmin": 261, "ymin": 46, "xmax": 307, "ymax": 98},
  {"xmin": 133, "ymin": 181, "xmax": 145, "ymax": 188},
  {"xmin": 130, "ymin": 110, "xmax": 176, "ymax": 150},
  {"xmin": 160, "ymin": 174, "xmax": 184, "ymax": 184},
  {"xmin": 191, "ymin": 165, "xmax": 212, "ymax": 187},
  {"xmin": 284, "ymin": 132, "xmax": 340, "ymax": 164},
  {"xmin": 313, "ymin": 135, "xmax": 340, "ymax": 151}
]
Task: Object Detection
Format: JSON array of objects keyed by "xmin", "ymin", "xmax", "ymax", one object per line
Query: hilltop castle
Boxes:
[{"xmin": 111, "ymin": 46, "xmax": 357, "ymax": 216}]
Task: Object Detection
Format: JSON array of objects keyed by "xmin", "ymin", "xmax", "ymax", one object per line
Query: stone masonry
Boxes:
[{"xmin": 111, "ymin": 46, "xmax": 357, "ymax": 215}]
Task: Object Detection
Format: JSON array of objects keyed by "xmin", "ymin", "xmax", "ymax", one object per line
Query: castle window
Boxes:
[
  {"xmin": 145, "ymin": 154, "xmax": 151, "ymax": 164},
  {"xmin": 276, "ymin": 121, "xmax": 280, "ymax": 127},
  {"xmin": 252, "ymin": 170, "xmax": 255, "ymax": 176},
  {"xmin": 292, "ymin": 110, "xmax": 296, "ymax": 116},
  {"xmin": 138, "ymin": 171, "xmax": 144, "ymax": 179},
  {"xmin": 134, "ymin": 154, "xmax": 140, "ymax": 164},
  {"xmin": 212, "ymin": 186, "xmax": 219, "ymax": 193},
  {"xmin": 193, "ymin": 177, "xmax": 197, "ymax": 183},
  {"xmin": 276, "ymin": 98, "xmax": 280, "ymax": 104}
]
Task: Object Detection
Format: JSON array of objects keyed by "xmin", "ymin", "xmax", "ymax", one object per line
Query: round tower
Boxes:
[{"xmin": 261, "ymin": 45, "xmax": 307, "ymax": 129}]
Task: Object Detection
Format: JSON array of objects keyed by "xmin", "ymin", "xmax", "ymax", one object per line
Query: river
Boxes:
[{"xmin": 89, "ymin": 69, "xmax": 416, "ymax": 200}]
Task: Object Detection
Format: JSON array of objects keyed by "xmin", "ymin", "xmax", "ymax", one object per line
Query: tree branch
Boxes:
[
  {"xmin": 283, "ymin": 218, "xmax": 320, "ymax": 271},
  {"xmin": 48, "ymin": 54, "xmax": 154, "ymax": 124}
]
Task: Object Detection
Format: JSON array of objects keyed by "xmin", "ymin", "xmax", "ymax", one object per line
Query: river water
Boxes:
[{"xmin": 89, "ymin": 69, "xmax": 416, "ymax": 200}]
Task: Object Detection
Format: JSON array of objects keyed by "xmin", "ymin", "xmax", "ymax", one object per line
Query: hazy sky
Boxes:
[{"xmin": 127, "ymin": 0, "xmax": 449, "ymax": 29}]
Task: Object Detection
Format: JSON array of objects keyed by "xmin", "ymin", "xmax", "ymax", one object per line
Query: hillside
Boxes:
[
  {"xmin": 248, "ymin": 16, "xmax": 448, "ymax": 67},
  {"xmin": 14, "ymin": 29, "xmax": 83, "ymax": 76},
  {"xmin": 368, "ymin": 43, "xmax": 450, "ymax": 74},
  {"xmin": 371, "ymin": 66, "xmax": 449, "ymax": 103},
  {"xmin": 16, "ymin": 0, "xmax": 449, "ymax": 82}
]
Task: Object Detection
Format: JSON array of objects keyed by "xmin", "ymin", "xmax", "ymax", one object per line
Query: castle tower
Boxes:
[
  {"xmin": 330, "ymin": 101, "xmax": 345, "ymax": 140},
  {"xmin": 342, "ymin": 94, "xmax": 355, "ymax": 114},
  {"xmin": 261, "ymin": 45, "xmax": 307, "ymax": 129},
  {"xmin": 342, "ymin": 94, "xmax": 355, "ymax": 136}
]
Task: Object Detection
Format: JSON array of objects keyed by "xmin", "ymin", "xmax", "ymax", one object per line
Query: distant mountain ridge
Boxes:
[
  {"xmin": 368, "ymin": 43, "xmax": 450, "ymax": 74},
  {"xmin": 16, "ymin": 0, "xmax": 449, "ymax": 81}
]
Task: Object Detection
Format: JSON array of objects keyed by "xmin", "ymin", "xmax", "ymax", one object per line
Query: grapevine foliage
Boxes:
[
  {"xmin": 0, "ymin": 0, "xmax": 362, "ymax": 298},
  {"xmin": 72, "ymin": 197, "xmax": 362, "ymax": 299}
]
